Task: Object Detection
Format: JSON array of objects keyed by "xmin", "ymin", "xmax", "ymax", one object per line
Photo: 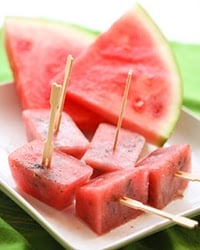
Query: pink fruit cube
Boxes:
[
  {"xmin": 136, "ymin": 144, "xmax": 191, "ymax": 209},
  {"xmin": 76, "ymin": 167, "xmax": 149, "ymax": 234},
  {"xmin": 82, "ymin": 123, "xmax": 145, "ymax": 173},
  {"xmin": 8, "ymin": 139, "xmax": 93, "ymax": 210},
  {"xmin": 22, "ymin": 109, "xmax": 89, "ymax": 158}
]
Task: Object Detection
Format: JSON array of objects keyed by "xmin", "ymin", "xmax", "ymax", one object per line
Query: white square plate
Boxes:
[{"xmin": 0, "ymin": 83, "xmax": 200, "ymax": 250}]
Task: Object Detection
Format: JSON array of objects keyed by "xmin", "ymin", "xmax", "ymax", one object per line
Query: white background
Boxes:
[{"xmin": 1, "ymin": 0, "xmax": 200, "ymax": 43}]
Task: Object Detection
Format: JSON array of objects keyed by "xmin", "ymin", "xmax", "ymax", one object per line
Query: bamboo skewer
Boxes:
[
  {"xmin": 55, "ymin": 54, "xmax": 74, "ymax": 133},
  {"xmin": 120, "ymin": 197, "xmax": 198, "ymax": 229},
  {"xmin": 42, "ymin": 82, "xmax": 62, "ymax": 168},
  {"xmin": 113, "ymin": 70, "xmax": 133, "ymax": 151},
  {"xmin": 175, "ymin": 171, "xmax": 200, "ymax": 182}
]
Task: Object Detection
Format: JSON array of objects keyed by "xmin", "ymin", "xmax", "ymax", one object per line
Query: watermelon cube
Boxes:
[
  {"xmin": 136, "ymin": 144, "xmax": 191, "ymax": 209},
  {"xmin": 75, "ymin": 167, "xmax": 149, "ymax": 234},
  {"xmin": 82, "ymin": 123, "xmax": 145, "ymax": 173},
  {"xmin": 22, "ymin": 109, "xmax": 89, "ymax": 158},
  {"xmin": 8, "ymin": 140, "xmax": 93, "ymax": 210}
]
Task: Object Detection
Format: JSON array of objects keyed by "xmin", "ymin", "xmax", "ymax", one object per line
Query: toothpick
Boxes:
[
  {"xmin": 113, "ymin": 70, "xmax": 133, "ymax": 151},
  {"xmin": 42, "ymin": 82, "xmax": 62, "ymax": 168},
  {"xmin": 120, "ymin": 197, "xmax": 198, "ymax": 229},
  {"xmin": 54, "ymin": 54, "xmax": 74, "ymax": 133},
  {"xmin": 175, "ymin": 171, "xmax": 200, "ymax": 182}
]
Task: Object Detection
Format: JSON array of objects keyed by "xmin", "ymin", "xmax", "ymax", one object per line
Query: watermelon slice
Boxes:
[
  {"xmin": 82, "ymin": 123, "xmax": 146, "ymax": 173},
  {"xmin": 4, "ymin": 17, "xmax": 104, "ymax": 131},
  {"xmin": 22, "ymin": 109, "xmax": 89, "ymax": 159},
  {"xmin": 76, "ymin": 167, "xmax": 149, "ymax": 234},
  {"xmin": 136, "ymin": 144, "xmax": 191, "ymax": 209},
  {"xmin": 54, "ymin": 3, "xmax": 182, "ymax": 146},
  {"xmin": 8, "ymin": 139, "xmax": 93, "ymax": 210}
]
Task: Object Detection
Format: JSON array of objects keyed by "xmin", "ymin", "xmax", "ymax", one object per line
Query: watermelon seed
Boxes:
[
  {"xmin": 33, "ymin": 163, "xmax": 44, "ymax": 169},
  {"xmin": 133, "ymin": 98, "xmax": 145, "ymax": 112}
]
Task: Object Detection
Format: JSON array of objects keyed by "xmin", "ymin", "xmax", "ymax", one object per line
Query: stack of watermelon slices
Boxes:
[{"xmin": 4, "ymin": 3, "xmax": 182, "ymax": 146}]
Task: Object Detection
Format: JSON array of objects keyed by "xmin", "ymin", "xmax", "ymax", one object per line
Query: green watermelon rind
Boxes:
[
  {"xmin": 134, "ymin": 4, "xmax": 183, "ymax": 144},
  {"xmin": 4, "ymin": 16, "xmax": 99, "ymax": 41}
]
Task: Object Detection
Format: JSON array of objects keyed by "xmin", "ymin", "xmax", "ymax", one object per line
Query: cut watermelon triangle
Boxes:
[
  {"xmin": 54, "ymin": 4, "xmax": 182, "ymax": 146},
  {"xmin": 4, "ymin": 16, "xmax": 104, "ymax": 131},
  {"xmin": 4, "ymin": 16, "xmax": 97, "ymax": 105}
]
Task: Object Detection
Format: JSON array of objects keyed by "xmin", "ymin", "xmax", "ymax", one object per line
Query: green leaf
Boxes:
[
  {"xmin": 0, "ymin": 27, "xmax": 13, "ymax": 83},
  {"xmin": 171, "ymin": 42, "xmax": 200, "ymax": 116}
]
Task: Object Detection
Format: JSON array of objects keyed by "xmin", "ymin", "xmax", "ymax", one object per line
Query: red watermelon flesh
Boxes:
[
  {"xmin": 75, "ymin": 167, "xmax": 149, "ymax": 234},
  {"xmin": 22, "ymin": 109, "xmax": 89, "ymax": 159},
  {"xmin": 54, "ymin": 4, "xmax": 182, "ymax": 146},
  {"xmin": 82, "ymin": 123, "xmax": 146, "ymax": 173},
  {"xmin": 136, "ymin": 144, "xmax": 191, "ymax": 209},
  {"xmin": 8, "ymin": 139, "xmax": 93, "ymax": 210},
  {"xmin": 65, "ymin": 99, "xmax": 104, "ymax": 132},
  {"xmin": 4, "ymin": 17, "xmax": 104, "ymax": 131}
]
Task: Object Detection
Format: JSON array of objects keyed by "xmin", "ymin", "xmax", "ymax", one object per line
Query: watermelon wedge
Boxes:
[
  {"xmin": 54, "ymin": 4, "xmax": 182, "ymax": 146},
  {"xmin": 4, "ymin": 17, "xmax": 104, "ymax": 131}
]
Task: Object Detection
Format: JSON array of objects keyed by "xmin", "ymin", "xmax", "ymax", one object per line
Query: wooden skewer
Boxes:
[
  {"xmin": 113, "ymin": 70, "xmax": 133, "ymax": 151},
  {"xmin": 175, "ymin": 171, "xmax": 200, "ymax": 182},
  {"xmin": 55, "ymin": 54, "xmax": 74, "ymax": 133},
  {"xmin": 42, "ymin": 82, "xmax": 62, "ymax": 168},
  {"xmin": 120, "ymin": 197, "xmax": 198, "ymax": 229}
]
